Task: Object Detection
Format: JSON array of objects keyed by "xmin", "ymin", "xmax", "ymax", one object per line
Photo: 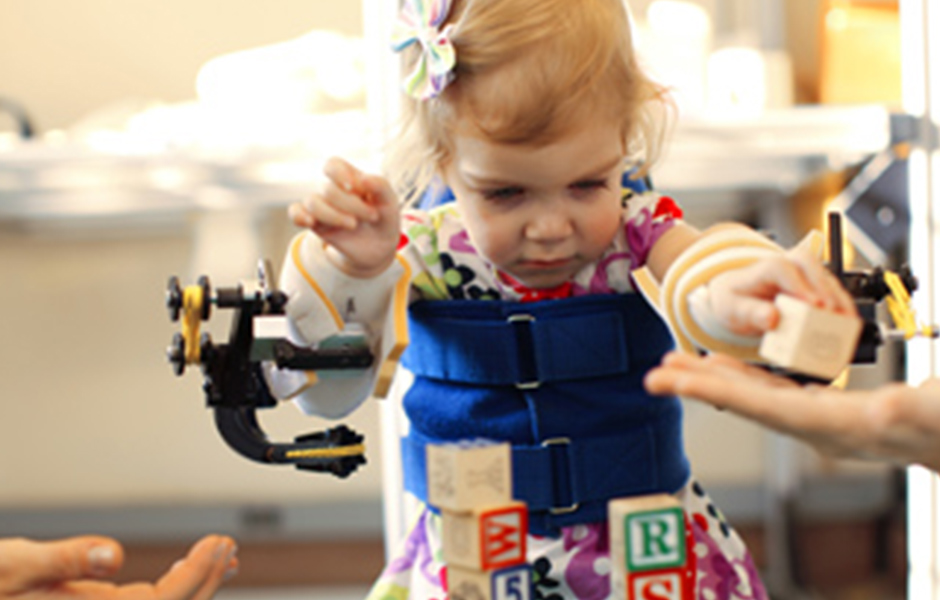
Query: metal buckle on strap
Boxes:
[
  {"xmin": 507, "ymin": 313, "xmax": 540, "ymax": 390},
  {"xmin": 541, "ymin": 437, "xmax": 579, "ymax": 515}
]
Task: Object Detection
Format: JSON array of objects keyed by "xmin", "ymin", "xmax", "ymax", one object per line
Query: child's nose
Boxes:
[{"xmin": 525, "ymin": 209, "xmax": 574, "ymax": 241}]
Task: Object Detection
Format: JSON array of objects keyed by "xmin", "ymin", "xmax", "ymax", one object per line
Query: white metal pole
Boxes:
[
  {"xmin": 363, "ymin": 0, "xmax": 406, "ymax": 560},
  {"xmin": 902, "ymin": 0, "xmax": 940, "ymax": 596}
]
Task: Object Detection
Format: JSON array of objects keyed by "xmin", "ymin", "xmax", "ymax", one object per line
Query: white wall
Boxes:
[
  {"xmin": 1, "ymin": 0, "xmax": 363, "ymax": 132},
  {"xmin": 0, "ymin": 216, "xmax": 384, "ymax": 508},
  {"xmin": 0, "ymin": 0, "xmax": 888, "ymax": 514},
  {"xmin": 0, "ymin": 0, "xmax": 381, "ymax": 509}
]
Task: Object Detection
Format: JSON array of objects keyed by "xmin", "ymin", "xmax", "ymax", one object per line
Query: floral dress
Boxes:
[{"xmin": 357, "ymin": 188, "xmax": 767, "ymax": 600}]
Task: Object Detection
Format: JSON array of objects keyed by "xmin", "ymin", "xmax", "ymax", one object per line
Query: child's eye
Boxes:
[
  {"xmin": 571, "ymin": 179, "xmax": 607, "ymax": 191},
  {"xmin": 482, "ymin": 186, "xmax": 524, "ymax": 201}
]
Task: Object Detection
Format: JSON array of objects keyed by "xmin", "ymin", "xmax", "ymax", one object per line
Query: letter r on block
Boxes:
[{"xmin": 625, "ymin": 507, "xmax": 686, "ymax": 571}]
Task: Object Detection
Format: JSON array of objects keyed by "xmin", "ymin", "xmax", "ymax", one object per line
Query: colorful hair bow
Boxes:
[{"xmin": 391, "ymin": 0, "xmax": 457, "ymax": 100}]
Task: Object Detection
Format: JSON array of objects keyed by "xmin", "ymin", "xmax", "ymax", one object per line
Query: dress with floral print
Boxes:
[{"xmin": 365, "ymin": 187, "xmax": 767, "ymax": 600}]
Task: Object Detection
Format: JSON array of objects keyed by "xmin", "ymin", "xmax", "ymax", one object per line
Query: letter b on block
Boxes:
[{"xmin": 625, "ymin": 507, "xmax": 686, "ymax": 571}]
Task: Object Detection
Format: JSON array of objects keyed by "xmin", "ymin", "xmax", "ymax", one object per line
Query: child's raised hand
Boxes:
[
  {"xmin": 705, "ymin": 247, "xmax": 857, "ymax": 336},
  {"xmin": 288, "ymin": 157, "xmax": 401, "ymax": 278}
]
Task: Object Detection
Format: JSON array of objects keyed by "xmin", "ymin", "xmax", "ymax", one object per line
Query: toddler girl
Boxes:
[{"xmin": 273, "ymin": 0, "xmax": 855, "ymax": 598}]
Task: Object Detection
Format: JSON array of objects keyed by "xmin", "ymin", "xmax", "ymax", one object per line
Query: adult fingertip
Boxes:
[
  {"xmin": 223, "ymin": 556, "xmax": 240, "ymax": 582},
  {"xmin": 86, "ymin": 541, "xmax": 122, "ymax": 578},
  {"xmin": 643, "ymin": 369, "xmax": 671, "ymax": 396},
  {"xmin": 660, "ymin": 351, "xmax": 681, "ymax": 365}
]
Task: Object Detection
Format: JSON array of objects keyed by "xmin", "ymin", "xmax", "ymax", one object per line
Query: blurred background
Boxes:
[{"xmin": 0, "ymin": 1, "xmax": 928, "ymax": 599}]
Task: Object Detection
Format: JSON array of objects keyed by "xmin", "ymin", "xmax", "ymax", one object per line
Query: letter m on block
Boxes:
[{"xmin": 624, "ymin": 507, "xmax": 686, "ymax": 571}]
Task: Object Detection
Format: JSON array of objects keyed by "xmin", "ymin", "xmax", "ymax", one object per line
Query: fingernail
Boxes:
[
  {"xmin": 88, "ymin": 545, "xmax": 116, "ymax": 576},
  {"xmin": 224, "ymin": 565, "xmax": 239, "ymax": 581},
  {"xmin": 212, "ymin": 541, "xmax": 231, "ymax": 561}
]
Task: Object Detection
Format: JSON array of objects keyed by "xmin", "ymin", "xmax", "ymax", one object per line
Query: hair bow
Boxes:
[{"xmin": 391, "ymin": 0, "xmax": 457, "ymax": 100}]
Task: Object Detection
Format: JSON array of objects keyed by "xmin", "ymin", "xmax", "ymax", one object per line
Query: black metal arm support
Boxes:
[{"xmin": 167, "ymin": 267, "xmax": 371, "ymax": 478}]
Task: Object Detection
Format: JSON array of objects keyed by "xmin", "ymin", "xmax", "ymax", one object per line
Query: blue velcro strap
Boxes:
[
  {"xmin": 402, "ymin": 294, "xmax": 665, "ymax": 387},
  {"xmin": 403, "ymin": 408, "xmax": 689, "ymax": 535}
]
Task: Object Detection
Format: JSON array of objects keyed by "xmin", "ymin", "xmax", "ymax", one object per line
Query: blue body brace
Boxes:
[{"xmin": 400, "ymin": 293, "xmax": 690, "ymax": 537}]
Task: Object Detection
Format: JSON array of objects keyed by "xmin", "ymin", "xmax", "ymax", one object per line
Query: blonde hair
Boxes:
[{"xmin": 385, "ymin": 0, "xmax": 672, "ymax": 201}]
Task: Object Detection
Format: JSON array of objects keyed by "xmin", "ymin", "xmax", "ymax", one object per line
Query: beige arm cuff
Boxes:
[{"xmin": 658, "ymin": 224, "xmax": 783, "ymax": 360}]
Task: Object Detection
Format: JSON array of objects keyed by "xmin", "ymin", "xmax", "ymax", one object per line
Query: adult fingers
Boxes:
[
  {"xmin": 152, "ymin": 535, "xmax": 238, "ymax": 600},
  {"xmin": 0, "ymin": 536, "xmax": 124, "ymax": 592},
  {"xmin": 654, "ymin": 351, "xmax": 799, "ymax": 391},
  {"xmin": 646, "ymin": 353, "xmax": 812, "ymax": 429},
  {"xmin": 700, "ymin": 353, "xmax": 800, "ymax": 389},
  {"xmin": 12, "ymin": 536, "xmax": 235, "ymax": 600}
]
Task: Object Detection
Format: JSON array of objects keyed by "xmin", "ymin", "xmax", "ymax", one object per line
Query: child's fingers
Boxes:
[
  {"xmin": 322, "ymin": 156, "xmax": 363, "ymax": 195},
  {"xmin": 755, "ymin": 256, "xmax": 820, "ymax": 305},
  {"xmin": 361, "ymin": 174, "xmax": 399, "ymax": 214},
  {"xmin": 317, "ymin": 180, "xmax": 380, "ymax": 226},
  {"xmin": 721, "ymin": 294, "xmax": 778, "ymax": 335},
  {"xmin": 306, "ymin": 195, "xmax": 358, "ymax": 230},
  {"xmin": 288, "ymin": 201, "xmax": 315, "ymax": 228},
  {"xmin": 787, "ymin": 248, "xmax": 857, "ymax": 314},
  {"xmin": 294, "ymin": 180, "xmax": 373, "ymax": 231}
]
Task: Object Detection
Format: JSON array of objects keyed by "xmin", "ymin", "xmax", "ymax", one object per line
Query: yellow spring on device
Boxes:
[
  {"xmin": 181, "ymin": 285, "xmax": 204, "ymax": 364},
  {"xmin": 884, "ymin": 270, "xmax": 935, "ymax": 340}
]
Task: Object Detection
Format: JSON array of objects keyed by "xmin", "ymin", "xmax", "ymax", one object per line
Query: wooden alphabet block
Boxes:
[
  {"xmin": 443, "ymin": 501, "xmax": 528, "ymax": 570},
  {"xmin": 448, "ymin": 564, "xmax": 532, "ymax": 600},
  {"xmin": 427, "ymin": 441, "xmax": 512, "ymax": 512},
  {"xmin": 609, "ymin": 494, "xmax": 695, "ymax": 600},
  {"xmin": 626, "ymin": 569, "xmax": 694, "ymax": 600},
  {"xmin": 759, "ymin": 294, "xmax": 862, "ymax": 380}
]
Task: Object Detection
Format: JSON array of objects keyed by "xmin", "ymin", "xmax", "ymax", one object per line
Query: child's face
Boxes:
[{"xmin": 443, "ymin": 117, "xmax": 626, "ymax": 289}]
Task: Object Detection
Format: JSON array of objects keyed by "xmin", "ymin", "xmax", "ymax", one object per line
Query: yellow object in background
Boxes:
[{"xmin": 819, "ymin": 0, "xmax": 901, "ymax": 106}]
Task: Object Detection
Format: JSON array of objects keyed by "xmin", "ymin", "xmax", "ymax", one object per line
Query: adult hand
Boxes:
[
  {"xmin": 645, "ymin": 351, "xmax": 940, "ymax": 472},
  {"xmin": 0, "ymin": 534, "xmax": 237, "ymax": 600},
  {"xmin": 288, "ymin": 156, "xmax": 401, "ymax": 278}
]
